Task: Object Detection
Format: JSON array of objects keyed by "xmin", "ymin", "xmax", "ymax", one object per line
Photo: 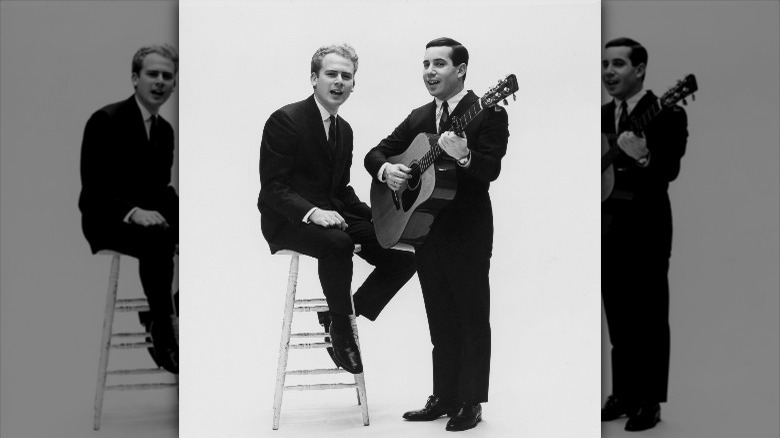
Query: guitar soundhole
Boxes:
[{"xmin": 407, "ymin": 162, "xmax": 421, "ymax": 190}]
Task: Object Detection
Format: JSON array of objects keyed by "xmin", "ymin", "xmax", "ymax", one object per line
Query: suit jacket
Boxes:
[
  {"xmin": 258, "ymin": 95, "xmax": 372, "ymax": 246},
  {"xmin": 79, "ymin": 95, "xmax": 178, "ymax": 253},
  {"xmin": 602, "ymin": 91, "xmax": 688, "ymax": 255},
  {"xmin": 364, "ymin": 90, "xmax": 509, "ymax": 255}
]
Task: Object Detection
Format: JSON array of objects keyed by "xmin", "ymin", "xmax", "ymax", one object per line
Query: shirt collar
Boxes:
[
  {"xmin": 313, "ymin": 94, "xmax": 337, "ymax": 122},
  {"xmin": 613, "ymin": 87, "xmax": 647, "ymax": 114},
  {"xmin": 436, "ymin": 88, "xmax": 468, "ymax": 113},
  {"xmin": 134, "ymin": 95, "xmax": 156, "ymax": 122}
]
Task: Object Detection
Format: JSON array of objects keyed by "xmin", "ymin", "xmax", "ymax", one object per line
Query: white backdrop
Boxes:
[
  {"xmin": 179, "ymin": 0, "xmax": 601, "ymax": 437},
  {"xmin": 600, "ymin": 2, "xmax": 780, "ymax": 438}
]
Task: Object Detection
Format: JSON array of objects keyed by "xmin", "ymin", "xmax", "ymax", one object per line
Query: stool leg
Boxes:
[
  {"xmin": 272, "ymin": 254, "xmax": 299, "ymax": 430},
  {"xmin": 350, "ymin": 295, "xmax": 370, "ymax": 426},
  {"xmin": 94, "ymin": 254, "xmax": 121, "ymax": 430}
]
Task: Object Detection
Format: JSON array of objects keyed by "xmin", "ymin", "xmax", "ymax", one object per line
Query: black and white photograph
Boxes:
[
  {"xmin": 179, "ymin": 0, "xmax": 600, "ymax": 437},
  {"xmin": 1, "ymin": 1, "xmax": 179, "ymax": 437},
  {"xmin": 600, "ymin": 1, "xmax": 779, "ymax": 437}
]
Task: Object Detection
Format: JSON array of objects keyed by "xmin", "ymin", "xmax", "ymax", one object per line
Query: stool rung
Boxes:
[
  {"xmin": 111, "ymin": 341, "xmax": 152, "ymax": 349},
  {"xmin": 117, "ymin": 298, "xmax": 148, "ymax": 305},
  {"xmin": 285, "ymin": 383, "xmax": 357, "ymax": 391},
  {"xmin": 293, "ymin": 306, "xmax": 330, "ymax": 312},
  {"xmin": 116, "ymin": 305, "xmax": 150, "ymax": 313},
  {"xmin": 105, "ymin": 382, "xmax": 178, "ymax": 391},
  {"xmin": 286, "ymin": 368, "xmax": 345, "ymax": 376},
  {"xmin": 290, "ymin": 342, "xmax": 331, "ymax": 350},
  {"xmin": 294, "ymin": 298, "xmax": 327, "ymax": 305},
  {"xmin": 107, "ymin": 368, "xmax": 168, "ymax": 375},
  {"xmin": 112, "ymin": 331, "xmax": 149, "ymax": 338},
  {"xmin": 290, "ymin": 332, "xmax": 327, "ymax": 338}
]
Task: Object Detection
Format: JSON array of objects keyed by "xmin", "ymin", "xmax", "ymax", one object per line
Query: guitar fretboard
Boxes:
[
  {"xmin": 603, "ymin": 100, "xmax": 663, "ymax": 170},
  {"xmin": 417, "ymin": 99, "xmax": 487, "ymax": 173}
]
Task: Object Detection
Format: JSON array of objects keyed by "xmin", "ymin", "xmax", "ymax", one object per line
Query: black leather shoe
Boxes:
[
  {"xmin": 602, "ymin": 395, "xmax": 637, "ymax": 421},
  {"xmin": 625, "ymin": 402, "xmax": 660, "ymax": 432},
  {"xmin": 328, "ymin": 315, "xmax": 362, "ymax": 374},
  {"xmin": 402, "ymin": 395, "xmax": 460, "ymax": 421},
  {"xmin": 149, "ymin": 315, "xmax": 179, "ymax": 374},
  {"xmin": 138, "ymin": 311, "xmax": 161, "ymax": 368},
  {"xmin": 446, "ymin": 403, "xmax": 482, "ymax": 431},
  {"xmin": 317, "ymin": 311, "xmax": 338, "ymax": 366}
]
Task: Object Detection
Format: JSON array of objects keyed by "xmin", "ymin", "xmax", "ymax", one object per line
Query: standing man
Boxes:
[
  {"xmin": 365, "ymin": 37, "xmax": 509, "ymax": 432},
  {"xmin": 601, "ymin": 37, "xmax": 688, "ymax": 431},
  {"xmin": 258, "ymin": 43, "xmax": 416, "ymax": 374},
  {"xmin": 79, "ymin": 44, "xmax": 180, "ymax": 373}
]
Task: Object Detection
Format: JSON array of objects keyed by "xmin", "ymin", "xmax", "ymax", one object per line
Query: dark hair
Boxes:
[
  {"xmin": 132, "ymin": 44, "xmax": 179, "ymax": 75},
  {"xmin": 604, "ymin": 37, "xmax": 648, "ymax": 67},
  {"xmin": 426, "ymin": 37, "xmax": 469, "ymax": 79}
]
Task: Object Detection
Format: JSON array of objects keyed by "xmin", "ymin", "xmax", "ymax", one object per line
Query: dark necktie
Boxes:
[
  {"xmin": 438, "ymin": 101, "xmax": 449, "ymax": 134},
  {"xmin": 149, "ymin": 115, "xmax": 159, "ymax": 146},
  {"xmin": 328, "ymin": 115, "xmax": 337, "ymax": 150},
  {"xmin": 617, "ymin": 101, "xmax": 630, "ymax": 134}
]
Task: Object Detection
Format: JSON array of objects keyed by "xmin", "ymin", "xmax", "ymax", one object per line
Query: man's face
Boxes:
[
  {"xmin": 133, "ymin": 53, "xmax": 177, "ymax": 113},
  {"xmin": 602, "ymin": 46, "xmax": 644, "ymax": 100},
  {"xmin": 311, "ymin": 53, "xmax": 355, "ymax": 114},
  {"xmin": 423, "ymin": 46, "xmax": 465, "ymax": 101}
]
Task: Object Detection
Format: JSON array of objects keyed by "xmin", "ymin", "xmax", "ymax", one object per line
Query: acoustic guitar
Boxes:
[
  {"xmin": 602, "ymin": 73, "xmax": 698, "ymax": 202},
  {"xmin": 371, "ymin": 74, "xmax": 518, "ymax": 249}
]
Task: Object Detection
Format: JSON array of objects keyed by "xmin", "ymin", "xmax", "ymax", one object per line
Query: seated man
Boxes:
[
  {"xmin": 258, "ymin": 43, "xmax": 416, "ymax": 374},
  {"xmin": 79, "ymin": 44, "xmax": 180, "ymax": 373}
]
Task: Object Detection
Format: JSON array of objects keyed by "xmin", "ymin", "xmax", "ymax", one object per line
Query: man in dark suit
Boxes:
[
  {"xmin": 364, "ymin": 37, "xmax": 509, "ymax": 432},
  {"xmin": 79, "ymin": 44, "xmax": 179, "ymax": 373},
  {"xmin": 601, "ymin": 37, "xmax": 688, "ymax": 431},
  {"xmin": 258, "ymin": 43, "xmax": 416, "ymax": 375}
]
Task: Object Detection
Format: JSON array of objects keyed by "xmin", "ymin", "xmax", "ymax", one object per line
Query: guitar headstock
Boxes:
[
  {"xmin": 660, "ymin": 74, "xmax": 698, "ymax": 107},
  {"xmin": 481, "ymin": 74, "xmax": 518, "ymax": 108}
]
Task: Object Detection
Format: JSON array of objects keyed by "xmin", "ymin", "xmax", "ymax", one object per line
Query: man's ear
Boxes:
[
  {"xmin": 310, "ymin": 71, "xmax": 318, "ymax": 88},
  {"xmin": 635, "ymin": 63, "xmax": 646, "ymax": 81},
  {"xmin": 457, "ymin": 63, "xmax": 467, "ymax": 80},
  {"xmin": 132, "ymin": 72, "xmax": 139, "ymax": 89}
]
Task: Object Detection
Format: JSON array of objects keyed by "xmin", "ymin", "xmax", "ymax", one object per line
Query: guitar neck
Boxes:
[{"xmin": 419, "ymin": 98, "xmax": 486, "ymax": 172}]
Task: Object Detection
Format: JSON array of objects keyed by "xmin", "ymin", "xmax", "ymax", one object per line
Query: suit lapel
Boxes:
[{"xmin": 304, "ymin": 95, "xmax": 334, "ymax": 163}]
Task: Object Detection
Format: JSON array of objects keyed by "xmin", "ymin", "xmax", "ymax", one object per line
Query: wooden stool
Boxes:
[
  {"xmin": 272, "ymin": 245, "xmax": 369, "ymax": 430},
  {"xmin": 93, "ymin": 250, "xmax": 178, "ymax": 430}
]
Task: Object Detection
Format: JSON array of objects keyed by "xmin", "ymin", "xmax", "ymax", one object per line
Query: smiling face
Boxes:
[
  {"xmin": 311, "ymin": 53, "xmax": 355, "ymax": 114},
  {"xmin": 422, "ymin": 46, "xmax": 466, "ymax": 101},
  {"xmin": 602, "ymin": 45, "xmax": 645, "ymax": 101},
  {"xmin": 132, "ymin": 52, "xmax": 176, "ymax": 113}
]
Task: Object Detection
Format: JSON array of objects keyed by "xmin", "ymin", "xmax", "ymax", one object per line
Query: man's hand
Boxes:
[
  {"xmin": 384, "ymin": 163, "xmax": 411, "ymax": 192},
  {"xmin": 310, "ymin": 208, "xmax": 347, "ymax": 230},
  {"xmin": 438, "ymin": 131, "xmax": 469, "ymax": 160},
  {"xmin": 616, "ymin": 132, "xmax": 649, "ymax": 160},
  {"xmin": 130, "ymin": 208, "xmax": 169, "ymax": 229}
]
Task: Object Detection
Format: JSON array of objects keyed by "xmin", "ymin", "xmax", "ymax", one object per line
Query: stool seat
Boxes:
[
  {"xmin": 271, "ymin": 245, "xmax": 369, "ymax": 429},
  {"xmin": 93, "ymin": 251, "xmax": 177, "ymax": 430}
]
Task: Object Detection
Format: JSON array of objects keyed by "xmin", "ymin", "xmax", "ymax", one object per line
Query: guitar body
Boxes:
[
  {"xmin": 370, "ymin": 132, "xmax": 457, "ymax": 248},
  {"xmin": 601, "ymin": 133, "xmax": 614, "ymax": 202}
]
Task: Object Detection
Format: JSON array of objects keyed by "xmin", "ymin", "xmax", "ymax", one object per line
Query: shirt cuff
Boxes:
[
  {"xmin": 123, "ymin": 207, "xmax": 139, "ymax": 223},
  {"xmin": 377, "ymin": 162, "xmax": 390, "ymax": 182},
  {"xmin": 302, "ymin": 207, "xmax": 318, "ymax": 223}
]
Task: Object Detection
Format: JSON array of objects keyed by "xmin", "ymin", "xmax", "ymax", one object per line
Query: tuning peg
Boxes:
[
  {"xmin": 512, "ymin": 93, "xmax": 516, "ymax": 101},
  {"xmin": 692, "ymin": 94, "xmax": 696, "ymax": 101},
  {"xmin": 503, "ymin": 98, "xmax": 508, "ymax": 105},
  {"xmin": 682, "ymin": 98, "xmax": 687, "ymax": 105}
]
